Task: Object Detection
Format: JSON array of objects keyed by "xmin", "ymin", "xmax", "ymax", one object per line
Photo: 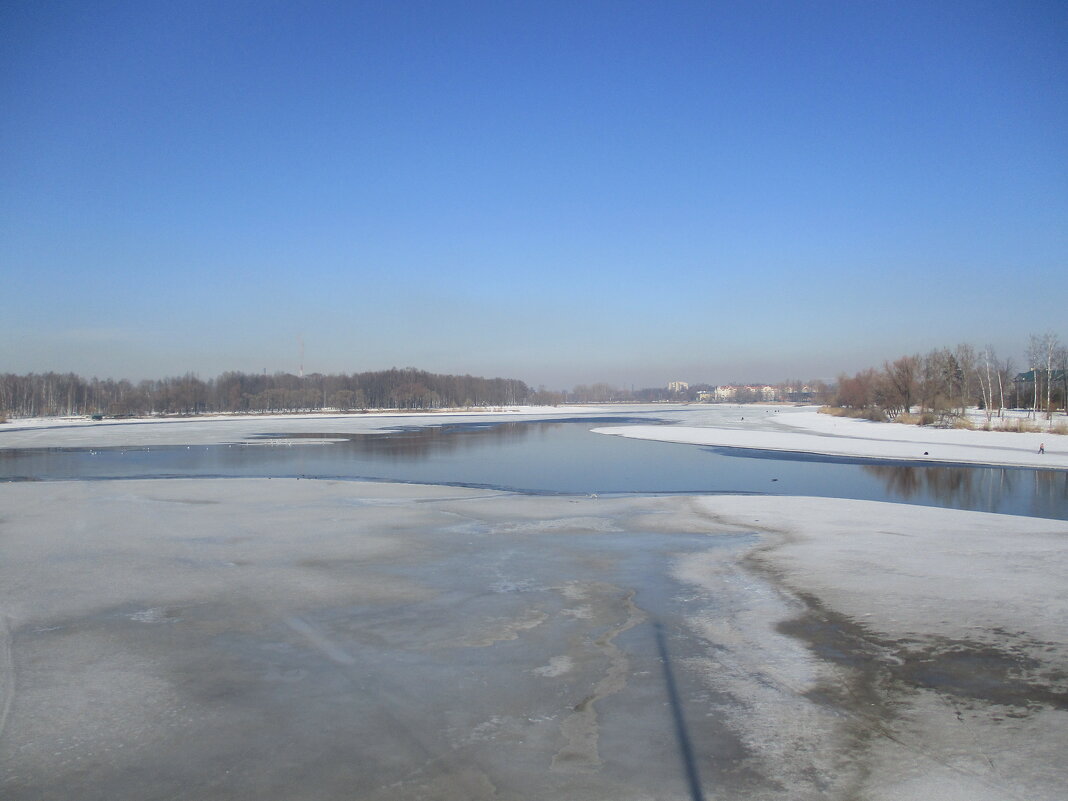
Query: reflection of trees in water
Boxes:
[
  {"xmin": 863, "ymin": 464, "xmax": 1067, "ymax": 518},
  {"xmin": 277, "ymin": 421, "xmax": 558, "ymax": 461},
  {"xmin": 1033, "ymin": 469, "xmax": 1068, "ymax": 512},
  {"xmin": 863, "ymin": 464, "xmax": 1010, "ymax": 511}
]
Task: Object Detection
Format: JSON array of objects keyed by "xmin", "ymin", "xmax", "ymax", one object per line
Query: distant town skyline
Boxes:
[{"xmin": 3, "ymin": 2, "xmax": 1066, "ymax": 388}]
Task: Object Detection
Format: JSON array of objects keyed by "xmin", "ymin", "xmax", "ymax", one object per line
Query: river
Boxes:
[{"xmin": 2, "ymin": 416, "xmax": 1064, "ymax": 519}]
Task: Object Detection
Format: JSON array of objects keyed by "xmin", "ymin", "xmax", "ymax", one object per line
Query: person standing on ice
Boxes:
[{"xmin": 1039, "ymin": 443, "xmax": 1045, "ymax": 454}]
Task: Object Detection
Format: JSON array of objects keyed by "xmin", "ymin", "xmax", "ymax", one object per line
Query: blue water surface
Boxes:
[{"xmin": 1, "ymin": 417, "xmax": 1065, "ymax": 519}]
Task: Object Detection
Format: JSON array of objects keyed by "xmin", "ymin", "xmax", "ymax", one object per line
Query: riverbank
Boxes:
[
  {"xmin": 594, "ymin": 407, "xmax": 1068, "ymax": 470},
  {"xmin": 0, "ymin": 405, "xmax": 634, "ymax": 448}
]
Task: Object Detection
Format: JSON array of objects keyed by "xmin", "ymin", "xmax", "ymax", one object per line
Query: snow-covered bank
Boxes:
[
  {"xmin": 1, "ymin": 479, "xmax": 1065, "ymax": 800},
  {"xmin": 684, "ymin": 495, "xmax": 1068, "ymax": 801},
  {"xmin": 0, "ymin": 406, "xmax": 578, "ymax": 434},
  {"xmin": 595, "ymin": 408, "xmax": 1068, "ymax": 470},
  {"xmin": 0, "ymin": 404, "xmax": 660, "ymax": 449}
]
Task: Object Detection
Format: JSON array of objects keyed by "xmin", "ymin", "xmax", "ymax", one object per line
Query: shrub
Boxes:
[
  {"xmin": 995, "ymin": 418, "xmax": 1041, "ymax": 434},
  {"xmin": 819, "ymin": 406, "xmax": 887, "ymax": 421}
]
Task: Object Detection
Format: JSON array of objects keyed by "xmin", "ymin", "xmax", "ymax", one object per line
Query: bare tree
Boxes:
[
  {"xmin": 1056, "ymin": 344, "xmax": 1068, "ymax": 414},
  {"xmin": 1043, "ymin": 334, "xmax": 1058, "ymax": 421},
  {"xmin": 1028, "ymin": 333, "xmax": 1060, "ymax": 421},
  {"xmin": 883, "ymin": 355, "xmax": 919, "ymax": 415},
  {"xmin": 956, "ymin": 344, "xmax": 978, "ymax": 414},
  {"xmin": 977, "ymin": 345, "xmax": 1008, "ymax": 422},
  {"xmin": 836, "ymin": 369, "xmax": 878, "ymax": 411}
]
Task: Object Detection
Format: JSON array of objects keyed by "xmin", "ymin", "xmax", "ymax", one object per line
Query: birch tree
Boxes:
[{"xmin": 1029, "ymin": 333, "xmax": 1059, "ymax": 421}]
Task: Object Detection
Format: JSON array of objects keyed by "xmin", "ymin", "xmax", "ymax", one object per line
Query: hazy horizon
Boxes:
[{"xmin": 3, "ymin": 2, "xmax": 1066, "ymax": 389}]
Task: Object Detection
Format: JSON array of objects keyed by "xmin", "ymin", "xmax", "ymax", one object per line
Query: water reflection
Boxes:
[
  {"xmin": 864, "ymin": 464, "xmax": 991, "ymax": 500},
  {"xmin": 863, "ymin": 464, "xmax": 1067, "ymax": 518}
]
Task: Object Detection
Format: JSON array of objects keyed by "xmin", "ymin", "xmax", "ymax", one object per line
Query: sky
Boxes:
[{"xmin": 2, "ymin": 1, "xmax": 1066, "ymax": 390}]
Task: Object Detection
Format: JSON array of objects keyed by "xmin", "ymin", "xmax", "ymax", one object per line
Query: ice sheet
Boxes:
[{"xmin": 1, "ymin": 478, "xmax": 1064, "ymax": 800}]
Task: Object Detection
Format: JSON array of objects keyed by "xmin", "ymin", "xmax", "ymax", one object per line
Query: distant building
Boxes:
[
  {"xmin": 710, "ymin": 384, "xmax": 782, "ymax": 403},
  {"xmin": 1013, "ymin": 369, "xmax": 1067, "ymax": 404},
  {"xmin": 784, "ymin": 385, "xmax": 816, "ymax": 403},
  {"xmin": 668, "ymin": 381, "xmax": 689, "ymax": 393},
  {"xmin": 1014, "ymin": 369, "xmax": 1067, "ymax": 385}
]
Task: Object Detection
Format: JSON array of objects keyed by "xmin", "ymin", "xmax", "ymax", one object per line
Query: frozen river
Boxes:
[
  {"xmin": 2, "ymin": 416, "xmax": 1065, "ymax": 519},
  {"xmin": 2, "ymin": 408, "xmax": 1067, "ymax": 801}
]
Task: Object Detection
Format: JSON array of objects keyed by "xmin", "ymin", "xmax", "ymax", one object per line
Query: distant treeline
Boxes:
[{"xmin": 0, "ymin": 368, "xmax": 546, "ymax": 418}]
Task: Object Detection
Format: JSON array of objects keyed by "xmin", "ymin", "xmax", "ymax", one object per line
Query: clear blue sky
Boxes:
[{"xmin": 3, "ymin": 1, "xmax": 1066, "ymax": 389}]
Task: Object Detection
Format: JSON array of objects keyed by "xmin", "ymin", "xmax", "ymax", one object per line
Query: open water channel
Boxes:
[{"xmin": 2, "ymin": 417, "xmax": 1065, "ymax": 519}]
